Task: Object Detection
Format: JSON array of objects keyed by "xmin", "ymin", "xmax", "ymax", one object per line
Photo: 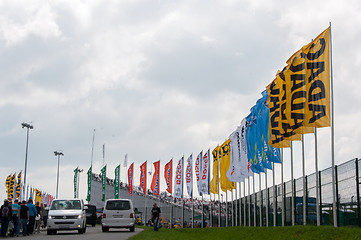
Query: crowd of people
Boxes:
[{"xmin": 0, "ymin": 198, "xmax": 48, "ymax": 237}]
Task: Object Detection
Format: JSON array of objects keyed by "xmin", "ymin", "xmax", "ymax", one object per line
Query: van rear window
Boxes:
[{"xmin": 106, "ymin": 200, "xmax": 131, "ymax": 210}]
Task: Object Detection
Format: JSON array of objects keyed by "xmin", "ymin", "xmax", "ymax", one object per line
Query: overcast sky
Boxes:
[{"xmin": 1, "ymin": 0, "xmax": 361, "ymax": 201}]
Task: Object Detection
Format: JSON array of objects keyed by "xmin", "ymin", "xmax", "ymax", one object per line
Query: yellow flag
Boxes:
[
  {"xmin": 8, "ymin": 174, "xmax": 16, "ymax": 199},
  {"xmin": 5, "ymin": 174, "xmax": 11, "ymax": 199},
  {"xmin": 267, "ymin": 27, "xmax": 330, "ymax": 148},
  {"xmin": 303, "ymin": 27, "xmax": 330, "ymax": 128},
  {"xmin": 280, "ymin": 28, "xmax": 330, "ymax": 133},
  {"xmin": 16, "ymin": 171, "xmax": 21, "ymax": 199},
  {"xmin": 35, "ymin": 189, "xmax": 42, "ymax": 204},
  {"xmin": 219, "ymin": 139, "xmax": 235, "ymax": 192},
  {"xmin": 209, "ymin": 146, "xmax": 219, "ymax": 194},
  {"xmin": 266, "ymin": 78, "xmax": 291, "ymax": 148}
]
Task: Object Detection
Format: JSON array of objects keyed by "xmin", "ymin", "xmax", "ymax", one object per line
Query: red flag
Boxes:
[
  {"xmin": 140, "ymin": 161, "xmax": 147, "ymax": 194},
  {"xmin": 128, "ymin": 163, "xmax": 134, "ymax": 196},
  {"xmin": 150, "ymin": 160, "xmax": 160, "ymax": 195},
  {"xmin": 164, "ymin": 159, "xmax": 172, "ymax": 194}
]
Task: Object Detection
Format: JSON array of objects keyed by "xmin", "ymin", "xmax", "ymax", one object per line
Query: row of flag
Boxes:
[
  {"xmin": 4, "ymin": 172, "xmax": 55, "ymax": 205},
  {"xmin": 84, "ymin": 27, "xmax": 331, "ymax": 203}
]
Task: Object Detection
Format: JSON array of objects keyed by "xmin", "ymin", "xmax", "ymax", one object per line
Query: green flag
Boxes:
[
  {"xmin": 101, "ymin": 165, "xmax": 107, "ymax": 201},
  {"xmin": 114, "ymin": 165, "xmax": 120, "ymax": 199},
  {"xmin": 74, "ymin": 167, "xmax": 78, "ymax": 198},
  {"xmin": 86, "ymin": 166, "xmax": 92, "ymax": 202}
]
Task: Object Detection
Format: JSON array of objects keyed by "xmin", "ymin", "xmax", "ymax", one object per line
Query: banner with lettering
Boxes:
[
  {"xmin": 219, "ymin": 139, "xmax": 236, "ymax": 192},
  {"xmin": 195, "ymin": 151, "xmax": 202, "ymax": 196},
  {"xmin": 164, "ymin": 159, "xmax": 172, "ymax": 194},
  {"xmin": 16, "ymin": 171, "xmax": 21, "ymax": 200},
  {"xmin": 140, "ymin": 161, "xmax": 147, "ymax": 195},
  {"xmin": 185, "ymin": 154, "xmax": 193, "ymax": 197},
  {"xmin": 86, "ymin": 166, "xmax": 92, "ymax": 202},
  {"xmin": 174, "ymin": 157, "xmax": 183, "ymax": 198},
  {"xmin": 101, "ymin": 165, "xmax": 106, "ymax": 201},
  {"xmin": 128, "ymin": 163, "xmax": 134, "ymax": 196},
  {"xmin": 200, "ymin": 149, "xmax": 210, "ymax": 195},
  {"xmin": 74, "ymin": 167, "xmax": 78, "ymax": 198},
  {"xmin": 151, "ymin": 161, "xmax": 160, "ymax": 195},
  {"xmin": 210, "ymin": 146, "xmax": 219, "ymax": 194},
  {"xmin": 114, "ymin": 165, "xmax": 120, "ymax": 199}
]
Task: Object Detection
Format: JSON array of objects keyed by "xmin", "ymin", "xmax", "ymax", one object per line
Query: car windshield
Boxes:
[
  {"xmin": 106, "ymin": 200, "xmax": 130, "ymax": 210},
  {"xmin": 50, "ymin": 200, "xmax": 82, "ymax": 210}
]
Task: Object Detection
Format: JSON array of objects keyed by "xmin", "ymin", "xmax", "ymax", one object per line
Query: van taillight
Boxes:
[
  {"xmin": 130, "ymin": 213, "xmax": 134, "ymax": 218},
  {"xmin": 103, "ymin": 213, "xmax": 106, "ymax": 218}
]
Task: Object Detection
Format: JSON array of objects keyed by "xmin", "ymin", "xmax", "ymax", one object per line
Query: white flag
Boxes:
[
  {"xmin": 185, "ymin": 154, "xmax": 193, "ymax": 197},
  {"xmin": 227, "ymin": 125, "xmax": 244, "ymax": 182},
  {"xmin": 195, "ymin": 151, "xmax": 202, "ymax": 196},
  {"xmin": 174, "ymin": 157, "xmax": 184, "ymax": 198},
  {"xmin": 241, "ymin": 118, "xmax": 253, "ymax": 177},
  {"xmin": 200, "ymin": 149, "xmax": 210, "ymax": 195}
]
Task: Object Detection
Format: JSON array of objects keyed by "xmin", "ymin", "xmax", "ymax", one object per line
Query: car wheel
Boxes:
[
  {"xmin": 102, "ymin": 226, "xmax": 109, "ymax": 232},
  {"xmin": 47, "ymin": 229, "xmax": 52, "ymax": 235},
  {"xmin": 130, "ymin": 226, "xmax": 135, "ymax": 232},
  {"xmin": 78, "ymin": 229, "xmax": 84, "ymax": 234}
]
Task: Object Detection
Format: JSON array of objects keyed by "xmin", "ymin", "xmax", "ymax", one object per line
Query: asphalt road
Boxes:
[{"xmin": 18, "ymin": 225, "xmax": 143, "ymax": 240}]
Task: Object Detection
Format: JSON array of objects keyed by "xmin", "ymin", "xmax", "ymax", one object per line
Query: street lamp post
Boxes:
[
  {"xmin": 54, "ymin": 151, "xmax": 64, "ymax": 199},
  {"xmin": 22, "ymin": 122, "xmax": 33, "ymax": 201}
]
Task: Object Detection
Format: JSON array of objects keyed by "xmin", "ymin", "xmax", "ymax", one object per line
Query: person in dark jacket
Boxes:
[
  {"xmin": 151, "ymin": 203, "xmax": 161, "ymax": 231},
  {"xmin": 1, "ymin": 199, "xmax": 12, "ymax": 237}
]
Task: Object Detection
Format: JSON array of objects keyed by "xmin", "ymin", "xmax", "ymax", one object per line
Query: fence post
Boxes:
[{"xmin": 355, "ymin": 158, "xmax": 360, "ymax": 228}]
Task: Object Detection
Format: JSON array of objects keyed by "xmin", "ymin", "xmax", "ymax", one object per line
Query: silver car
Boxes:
[
  {"xmin": 47, "ymin": 199, "xmax": 87, "ymax": 235},
  {"xmin": 101, "ymin": 199, "xmax": 135, "ymax": 232}
]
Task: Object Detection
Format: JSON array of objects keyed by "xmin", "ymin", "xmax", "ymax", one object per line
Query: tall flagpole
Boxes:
[
  {"xmin": 272, "ymin": 163, "xmax": 276, "ymax": 227},
  {"xmin": 302, "ymin": 135, "xmax": 306, "ymax": 225},
  {"xmin": 232, "ymin": 189, "xmax": 235, "ymax": 227},
  {"xmin": 225, "ymin": 191, "xmax": 228, "ymax": 227},
  {"xmin": 265, "ymin": 169, "xmax": 268, "ymax": 227},
  {"xmin": 291, "ymin": 141, "xmax": 295, "ymax": 226},
  {"xmin": 239, "ymin": 182, "xmax": 242, "ymax": 226},
  {"xmin": 281, "ymin": 149, "xmax": 285, "ymax": 227},
  {"xmin": 248, "ymin": 176, "xmax": 251, "ymax": 227},
  {"xmin": 315, "ymin": 128, "xmax": 320, "ymax": 226},
  {"xmin": 253, "ymin": 173, "xmax": 256, "ymax": 226},
  {"xmin": 102, "ymin": 144, "xmax": 105, "ymax": 167},
  {"xmin": 329, "ymin": 22, "xmax": 337, "ymax": 228},
  {"xmin": 232, "ymin": 186, "xmax": 238, "ymax": 226},
  {"xmin": 91, "ymin": 129, "xmax": 95, "ymax": 166},
  {"xmin": 217, "ymin": 147, "xmax": 221, "ymax": 227},
  {"xmin": 243, "ymin": 180, "xmax": 246, "ymax": 226},
  {"xmin": 201, "ymin": 195, "xmax": 204, "ymax": 228},
  {"xmin": 259, "ymin": 173, "xmax": 262, "ymax": 227},
  {"xmin": 144, "ymin": 161, "xmax": 147, "ymax": 226}
]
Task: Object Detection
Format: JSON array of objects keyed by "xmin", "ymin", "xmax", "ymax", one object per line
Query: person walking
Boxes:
[
  {"xmin": 0, "ymin": 199, "xmax": 12, "ymax": 237},
  {"xmin": 11, "ymin": 199, "xmax": 21, "ymax": 237},
  {"xmin": 151, "ymin": 203, "xmax": 161, "ymax": 231},
  {"xmin": 20, "ymin": 201, "xmax": 29, "ymax": 236},
  {"xmin": 34, "ymin": 201, "xmax": 42, "ymax": 233},
  {"xmin": 27, "ymin": 198, "xmax": 37, "ymax": 235},
  {"xmin": 41, "ymin": 203, "xmax": 48, "ymax": 228}
]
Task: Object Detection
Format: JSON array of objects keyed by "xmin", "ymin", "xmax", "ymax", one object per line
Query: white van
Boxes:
[
  {"xmin": 47, "ymin": 199, "xmax": 87, "ymax": 235},
  {"xmin": 101, "ymin": 199, "xmax": 135, "ymax": 232}
]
